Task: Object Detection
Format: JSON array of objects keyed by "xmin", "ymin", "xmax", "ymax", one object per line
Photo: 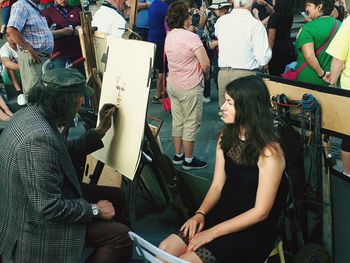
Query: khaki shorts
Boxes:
[
  {"xmin": 18, "ymin": 50, "xmax": 49, "ymax": 96},
  {"xmin": 217, "ymin": 68, "xmax": 256, "ymax": 107},
  {"xmin": 167, "ymin": 82, "xmax": 203, "ymax": 142}
]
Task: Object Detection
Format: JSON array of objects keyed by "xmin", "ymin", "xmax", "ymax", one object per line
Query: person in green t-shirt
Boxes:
[{"xmin": 295, "ymin": 0, "xmax": 340, "ymax": 86}]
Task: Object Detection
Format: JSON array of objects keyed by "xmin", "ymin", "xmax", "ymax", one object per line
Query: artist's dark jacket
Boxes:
[{"xmin": 0, "ymin": 105, "xmax": 103, "ymax": 263}]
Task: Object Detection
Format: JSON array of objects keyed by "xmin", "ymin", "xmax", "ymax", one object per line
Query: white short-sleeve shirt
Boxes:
[
  {"xmin": 215, "ymin": 9, "xmax": 272, "ymax": 69},
  {"xmin": 92, "ymin": 5, "xmax": 126, "ymax": 38}
]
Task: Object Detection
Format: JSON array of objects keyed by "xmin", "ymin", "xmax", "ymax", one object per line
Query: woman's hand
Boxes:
[
  {"xmin": 187, "ymin": 229, "xmax": 215, "ymax": 252},
  {"xmin": 180, "ymin": 213, "xmax": 205, "ymax": 240}
]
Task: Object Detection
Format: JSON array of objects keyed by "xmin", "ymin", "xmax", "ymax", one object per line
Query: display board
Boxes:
[
  {"xmin": 92, "ymin": 36, "xmax": 155, "ymax": 180},
  {"xmin": 264, "ymin": 77, "xmax": 350, "ymax": 136}
]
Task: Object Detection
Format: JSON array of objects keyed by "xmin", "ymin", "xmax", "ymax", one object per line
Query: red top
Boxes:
[
  {"xmin": 0, "ymin": 0, "xmax": 16, "ymax": 9},
  {"xmin": 40, "ymin": 0, "xmax": 53, "ymax": 5},
  {"xmin": 42, "ymin": 5, "xmax": 82, "ymax": 60}
]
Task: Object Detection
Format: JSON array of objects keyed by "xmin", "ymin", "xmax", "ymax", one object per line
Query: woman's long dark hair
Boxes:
[
  {"xmin": 220, "ymin": 75, "xmax": 279, "ymax": 166},
  {"xmin": 27, "ymin": 85, "xmax": 82, "ymax": 128}
]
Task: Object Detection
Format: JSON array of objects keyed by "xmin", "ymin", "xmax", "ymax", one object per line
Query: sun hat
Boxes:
[
  {"xmin": 41, "ymin": 68, "xmax": 94, "ymax": 97},
  {"xmin": 209, "ymin": 0, "xmax": 232, "ymax": 9}
]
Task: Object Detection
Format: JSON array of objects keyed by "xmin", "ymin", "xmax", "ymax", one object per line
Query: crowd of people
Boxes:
[{"xmin": 0, "ymin": 0, "xmax": 350, "ymax": 262}]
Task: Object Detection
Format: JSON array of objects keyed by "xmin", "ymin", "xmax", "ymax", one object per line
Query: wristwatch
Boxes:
[{"xmin": 91, "ymin": 204, "xmax": 99, "ymax": 217}]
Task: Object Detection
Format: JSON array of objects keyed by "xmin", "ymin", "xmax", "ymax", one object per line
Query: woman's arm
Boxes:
[
  {"xmin": 197, "ymin": 142, "xmax": 226, "ymax": 215},
  {"xmin": 268, "ymin": 28, "xmax": 276, "ymax": 49},
  {"xmin": 261, "ymin": 16, "xmax": 271, "ymax": 27},
  {"xmin": 180, "ymin": 141, "xmax": 226, "ymax": 238},
  {"xmin": 301, "ymin": 42, "xmax": 325, "ymax": 77},
  {"xmin": 194, "ymin": 45, "xmax": 210, "ymax": 79},
  {"xmin": 188, "ymin": 144, "xmax": 285, "ymax": 251},
  {"xmin": 197, "ymin": 7, "xmax": 207, "ymax": 29}
]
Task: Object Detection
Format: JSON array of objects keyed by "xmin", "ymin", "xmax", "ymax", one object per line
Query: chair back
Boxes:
[{"xmin": 128, "ymin": 231, "xmax": 190, "ymax": 263}]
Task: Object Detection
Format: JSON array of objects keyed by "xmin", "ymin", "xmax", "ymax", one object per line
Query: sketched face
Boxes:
[
  {"xmin": 220, "ymin": 93, "xmax": 236, "ymax": 124},
  {"xmin": 115, "ymin": 77, "xmax": 125, "ymax": 106}
]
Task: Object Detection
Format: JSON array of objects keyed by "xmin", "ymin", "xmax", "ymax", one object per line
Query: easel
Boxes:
[
  {"xmin": 77, "ymin": 3, "xmax": 193, "ymax": 228},
  {"xmin": 79, "ymin": 9, "xmax": 102, "ymax": 111},
  {"xmin": 87, "ymin": 120, "xmax": 193, "ymax": 228}
]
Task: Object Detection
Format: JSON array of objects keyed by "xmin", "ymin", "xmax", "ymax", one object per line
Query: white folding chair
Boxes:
[{"xmin": 128, "ymin": 231, "xmax": 190, "ymax": 263}]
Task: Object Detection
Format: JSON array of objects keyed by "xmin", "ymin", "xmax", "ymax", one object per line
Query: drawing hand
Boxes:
[{"xmin": 96, "ymin": 103, "xmax": 117, "ymax": 136}]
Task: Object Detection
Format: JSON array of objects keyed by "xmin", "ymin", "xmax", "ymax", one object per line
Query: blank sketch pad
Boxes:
[{"xmin": 92, "ymin": 36, "xmax": 155, "ymax": 180}]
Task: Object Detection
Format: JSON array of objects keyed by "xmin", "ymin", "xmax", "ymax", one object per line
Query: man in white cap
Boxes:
[{"xmin": 215, "ymin": 0, "xmax": 272, "ymax": 110}]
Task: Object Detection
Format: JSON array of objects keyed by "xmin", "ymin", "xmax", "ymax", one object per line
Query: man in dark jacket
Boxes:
[{"xmin": 0, "ymin": 68, "xmax": 132, "ymax": 263}]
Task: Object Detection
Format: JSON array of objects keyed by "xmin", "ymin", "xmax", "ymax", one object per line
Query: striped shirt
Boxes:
[{"xmin": 8, "ymin": 0, "xmax": 54, "ymax": 54}]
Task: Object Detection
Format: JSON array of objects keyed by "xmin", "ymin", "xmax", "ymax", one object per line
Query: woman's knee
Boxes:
[
  {"xmin": 159, "ymin": 234, "xmax": 187, "ymax": 255},
  {"xmin": 159, "ymin": 238, "xmax": 170, "ymax": 251}
]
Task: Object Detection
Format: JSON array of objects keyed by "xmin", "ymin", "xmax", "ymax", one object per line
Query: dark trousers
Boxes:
[
  {"xmin": 203, "ymin": 44, "xmax": 218, "ymax": 98},
  {"xmin": 81, "ymin": 183, "xmax": 132, "ymax": 263},
  {"xmin": 85, "ymin": 220, "xmax": 132, "ymax": 263}
]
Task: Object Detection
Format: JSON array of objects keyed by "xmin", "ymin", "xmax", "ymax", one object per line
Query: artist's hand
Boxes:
[
  {"xmin": 187, "ymin": 229, "xmax": 215, "ymax": 252},
  {"xmin": 96, "ymin": 200, "xmax": 116, "ymax": 220},
  {"xmin": 180, "ymin": 213, "xmax": 205, "ymax": 240},
  {"xmin": 96, "ymin": 103, "xmax": 117, "ymax": 136},
  {"xmin": 26, "ymin": 46, "xmax": 41, "ymax": 64}
]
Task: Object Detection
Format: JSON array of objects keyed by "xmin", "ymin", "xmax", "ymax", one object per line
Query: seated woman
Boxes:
[
  {"xmin": 0, "ymin": 33, "xmax": 22, "ymax": 94},
  {"xmin": 295, "ymin": 0, "xmax": 340, "ymax": 86},
  {"xmin": 159, "ymin": 75, "xmax": 288, "ymax": 263}
]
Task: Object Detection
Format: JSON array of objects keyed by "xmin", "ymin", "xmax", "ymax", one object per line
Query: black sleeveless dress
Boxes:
[{"xmin": 204, "ymin": 151, "xmax": 288, "ymax": 263}]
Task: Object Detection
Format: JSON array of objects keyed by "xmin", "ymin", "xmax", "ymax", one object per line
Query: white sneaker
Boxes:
[
  {"xmin": 17, "ymin": 94, "xmax": 27, "ymax": 105},
  {"xmin": 203, "ymin": 97, "xmax": 211, "ymax": 103}
]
